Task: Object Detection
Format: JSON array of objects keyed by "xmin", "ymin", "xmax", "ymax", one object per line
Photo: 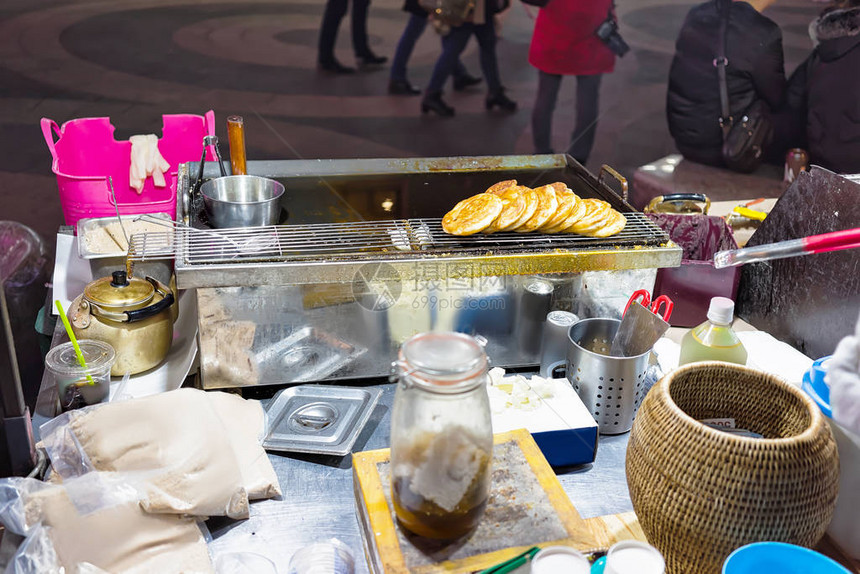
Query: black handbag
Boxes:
[{"xmin": 715, "ymin": 0, "xmax": 773, "ymax": 173}]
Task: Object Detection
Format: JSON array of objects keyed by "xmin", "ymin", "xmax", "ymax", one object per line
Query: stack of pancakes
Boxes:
[{"xmin": 441, "ymin": 180, "xmax": 627, "ymax": 237}]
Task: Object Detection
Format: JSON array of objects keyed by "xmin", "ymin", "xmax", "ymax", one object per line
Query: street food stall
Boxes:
[{"xmin": 4, "ymin": 118, "xmax": 860, "ymax": 573}]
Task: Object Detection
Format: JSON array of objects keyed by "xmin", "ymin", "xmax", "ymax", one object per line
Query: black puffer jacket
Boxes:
[
  {"xmin": 806, "ymin": 6, "xmax": 860, "ymax": 174},
  {"xmin": 666, "ymin": 1, "xmax": 787, "ymax": 166}
]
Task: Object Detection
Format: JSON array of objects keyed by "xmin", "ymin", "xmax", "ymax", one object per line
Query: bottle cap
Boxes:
[{"xmin": 707, "ymin": 297, "xmax": 735, "ymax": 325}]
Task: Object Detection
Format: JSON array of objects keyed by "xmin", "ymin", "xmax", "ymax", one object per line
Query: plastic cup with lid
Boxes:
[
  {"xmin": 45, "ymin": 339, "xmax": 115, "ymax": 411},
  {"xmin": 604, "ymin": 540, "xmax": 665, "ymax": 574},
  {"xmin": 530, "ymin": 546, "xmax": 590, "ymax": 574}
]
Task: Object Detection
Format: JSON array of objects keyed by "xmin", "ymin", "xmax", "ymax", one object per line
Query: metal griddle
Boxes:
[
  {"xmin": 142, "ymin": 155, "xmax": 682, "ymax": 388},
  {"xmin": 136, "ymin": 155, "xmax": 680, "ymax": 289}
]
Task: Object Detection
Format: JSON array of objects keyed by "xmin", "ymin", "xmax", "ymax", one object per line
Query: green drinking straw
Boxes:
[{"xmin": 54, "ymin": 300, "xmax": 96, "ymax": 386}]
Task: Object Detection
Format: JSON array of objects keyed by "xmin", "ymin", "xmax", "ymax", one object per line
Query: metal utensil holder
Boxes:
[{"xmin": 567, "ymin": 318, "xmax": 649, "ymax": 435}]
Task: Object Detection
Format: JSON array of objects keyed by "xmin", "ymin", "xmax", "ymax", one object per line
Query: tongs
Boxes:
[
  {"xmin": 714, "ymin": 227, "xmax": 860, "ymax": 268},
  {"xmin": 192, "ymin": 135, "xmax": 228, "ymax": 196}
]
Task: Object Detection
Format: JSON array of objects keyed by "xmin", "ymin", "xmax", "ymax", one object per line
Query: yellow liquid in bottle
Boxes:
[{"xmin": 678, "ymin": 321, "xmax": 747, "ymax": 366}]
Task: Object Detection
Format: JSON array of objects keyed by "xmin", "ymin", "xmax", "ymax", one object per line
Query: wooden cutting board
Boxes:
[
  {"xmin": 353, "ymin": 427, "xmax": 858, "ymax": 573},
  {"xmin": 352, "ymin": 428, "xmax": 645, "ymax": 574}
]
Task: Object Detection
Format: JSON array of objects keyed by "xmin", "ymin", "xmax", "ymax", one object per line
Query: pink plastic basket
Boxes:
[{"xmin": 41, "ymin": 111, "xmax": 216, "ymax": 227}]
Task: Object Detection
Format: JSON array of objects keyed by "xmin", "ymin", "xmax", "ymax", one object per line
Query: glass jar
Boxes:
[{"xmin": 390, "ymin": 332, "xmax": 493, "ymax": 540}]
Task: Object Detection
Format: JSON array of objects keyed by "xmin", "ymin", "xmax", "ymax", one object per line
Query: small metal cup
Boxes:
[{"xmin": 201, "ymin": 175, "xmax": 284, "ymax": 228}]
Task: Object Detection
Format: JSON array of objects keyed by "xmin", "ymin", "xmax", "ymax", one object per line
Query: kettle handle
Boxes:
[
  {"xmin": 125, "ymin": 291, "xmax": 174, "ymax": 323},
  {"xmin": 124, "ymin": 278, "xmax": 174, "ymax": 323}
]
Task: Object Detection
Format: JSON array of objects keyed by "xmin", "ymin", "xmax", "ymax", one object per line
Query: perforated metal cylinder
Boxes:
[{"xmin": 566, "ymin": 318, "xmax": 650, "ymax": 435}]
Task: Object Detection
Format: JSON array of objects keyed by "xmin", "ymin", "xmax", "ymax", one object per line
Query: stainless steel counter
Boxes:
[{"xmin": 207, "ymin": 383, "xmax": 632, "ymax": 573}]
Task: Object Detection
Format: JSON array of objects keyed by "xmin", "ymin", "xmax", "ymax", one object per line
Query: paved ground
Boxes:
[{"xmin": 0, "ymin": 0, "xmax": 823, "ymax": 246}]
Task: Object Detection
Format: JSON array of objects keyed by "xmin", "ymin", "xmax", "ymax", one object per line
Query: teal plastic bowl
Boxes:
[{"xmin": 722, "ymin": 542, "xmax": 851, "ymax": 574}]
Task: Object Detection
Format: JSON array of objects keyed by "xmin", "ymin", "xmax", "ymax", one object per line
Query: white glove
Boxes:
[
  {"xmin": 129, "ymin": 135, "xmax": 148, "ymax": 194},
  {"xmin": 129, "ymin": 134, "xmax": 171, "ymax": 194},
  {"xmin": 828, "ymin": 310, "xmax": 860, "ymax": 435}
]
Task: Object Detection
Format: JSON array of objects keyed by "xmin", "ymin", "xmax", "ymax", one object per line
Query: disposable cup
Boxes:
[
  {"xmin": 45, "ymin": 340, "xmax": 115, "ymax": 411},
  {"xmin": 287, "ymin": 539, "xmax": 354, "ymax": 574},
  {"xmin": 604, "ymin": 540, "xmax": 665, "ymax": 574},
  {"xmin": 530, "ymin": 546, "xmax": 590, "ymax": 574}
]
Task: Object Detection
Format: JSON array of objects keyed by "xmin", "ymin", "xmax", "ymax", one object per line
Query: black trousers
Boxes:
[
  {"xmin": 426, "ymin": 19, "xmax": 501, "ymax": 96},
  {"xmin": 532, "ymin": 71, "xmax": 602, "ymax": 164},
  {"xmin": 318, "ymin": 0, "xmax": 372, "ymax": 63}
]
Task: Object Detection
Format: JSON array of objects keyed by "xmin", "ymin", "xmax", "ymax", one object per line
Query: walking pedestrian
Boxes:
[
  {"xmin": 529, "ymin": 0, "xmax": 617, "ymax": 164},
  {"xmin": 421, "ymin": 0, "xmax": 515, "ymax": 117},
  {"xmin": 389, "ymin": 0, "xmax": 482, "ymax": 95},
  {"xmin": 318, "ymin": 0, "xmax": 388, "ymax": 74}
]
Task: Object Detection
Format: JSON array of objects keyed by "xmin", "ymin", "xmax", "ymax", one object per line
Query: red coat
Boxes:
[{"xmin": 528, "ymin": 0, "xmax": 616, "ymax": 76}]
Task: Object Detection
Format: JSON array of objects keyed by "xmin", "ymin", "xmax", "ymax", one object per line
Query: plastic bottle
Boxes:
[{"xmin": 678, "ymin": 297, "xmax": 747, "ymax": 366}]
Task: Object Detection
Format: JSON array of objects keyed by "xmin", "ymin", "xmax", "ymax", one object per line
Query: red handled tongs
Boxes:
[{"xmin": 714, "ymin": 227, "xmax": 860, "ymax": 268}]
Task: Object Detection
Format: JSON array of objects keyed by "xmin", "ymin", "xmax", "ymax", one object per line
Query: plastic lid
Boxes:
[
  {"xmin": 707, "ymin": 297, "xmax": 735, "ymax": 325},
  {"xmin": 531, "ymin": 547, "xmax": 590, "ymax": 574},
  {"xmin": 45, "ymin": 340, "xmax": 115, "ymax": 376}
]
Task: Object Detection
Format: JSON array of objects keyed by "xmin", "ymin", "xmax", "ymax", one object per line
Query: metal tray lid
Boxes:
[{"xmin": 263, "ymin": 385, "xmax": 382, "ymax": 456}]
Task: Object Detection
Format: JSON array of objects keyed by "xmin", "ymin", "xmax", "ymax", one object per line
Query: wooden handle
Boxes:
[{"xmin": 226, "ymin": 115, "xmax": 247, "ymax": 175}]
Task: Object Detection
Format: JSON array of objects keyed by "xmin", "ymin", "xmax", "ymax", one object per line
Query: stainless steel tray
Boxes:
[
  {"xmin": 263, "ymin": 385, "xmax": 382, "ymax": 456},
  {"xmin": 255, "ymin": 326, "xmax": 365, "ymax": 383},
  {"xmin": 77, "ymin": 214, "xmax": 172, "ymax": 259}
]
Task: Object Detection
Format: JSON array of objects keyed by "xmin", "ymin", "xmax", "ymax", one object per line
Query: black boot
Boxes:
[
  {"xmin": 453, "ymin": 73, "xmax": 482, "ymax": 92},
  {"xmin": 389, "ymin": 79, "xmax": 421, "ymax": 96},
  {"xmin": 318, "ymin": 58, "xmax": 356, "ymax": 75},
  {"xmin": 486, "ymin": 89, "xmax": 517, "ymax": 113},
  {"xmin": 421, "ymin": 92, "xmax": 455, "ymax": 117},
  {"xmin": 357, "ymin": 50, "xmax": 388, "ymax": 69}
]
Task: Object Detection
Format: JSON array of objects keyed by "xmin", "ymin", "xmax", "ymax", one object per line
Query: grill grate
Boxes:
[{"xmin": 128, "ymin": 213, "xmax": 669, "ymax": 265}]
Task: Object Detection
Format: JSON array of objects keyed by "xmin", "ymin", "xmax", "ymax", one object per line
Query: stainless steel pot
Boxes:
[
  {"xmin": 70, "ymin": 271, "xmax": 176, "ymax": 376},
  {"xmin": 201, "ymin": 175, "xmax": 284, "ymax": 228}
]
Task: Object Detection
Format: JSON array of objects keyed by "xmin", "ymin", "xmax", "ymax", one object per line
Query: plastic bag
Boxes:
[
  {"xmin": 207, "ymin": 392, "xmax": 282, "ymax": 501},
  {"xmin": 40, "ymin": 389, "xmax": 250, "ymax": 519},
  {"xmin": 0, "ymin": 474, "xmax": 214, "ymax": 574}
]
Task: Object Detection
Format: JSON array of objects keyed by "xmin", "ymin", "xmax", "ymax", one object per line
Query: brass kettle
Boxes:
[
  {"xmin": 644, "ymin": 193, "xmax": 711, "ymax": 215},
  {"xmin": 70, "ymin": 271, "xmax": 175, "ymax": 376}
]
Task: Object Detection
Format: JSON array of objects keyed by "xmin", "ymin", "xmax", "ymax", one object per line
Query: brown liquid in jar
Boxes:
[
  {"xmin": 391, "ymin": 430, "xmax": 491, "ymax": 540},
  {"xmin": 392, "ymin": 476, "xmax": 489, "ymax": 540}
]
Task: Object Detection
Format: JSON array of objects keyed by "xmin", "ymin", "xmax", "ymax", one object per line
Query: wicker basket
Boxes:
[{"xmin": 626, "ymin": 362, "xmax": 839, "ymax": 574}]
